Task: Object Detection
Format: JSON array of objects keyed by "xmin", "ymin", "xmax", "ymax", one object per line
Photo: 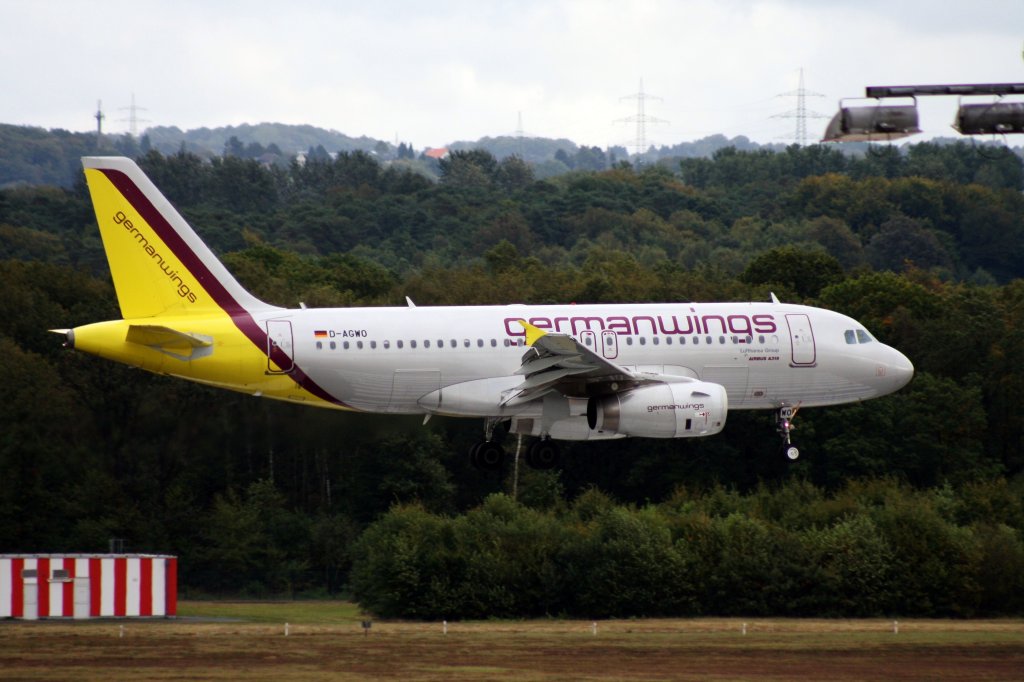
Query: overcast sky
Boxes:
[{"xmin": 3, "ymin": 0, "xmax": 1022, "ymax": 149}]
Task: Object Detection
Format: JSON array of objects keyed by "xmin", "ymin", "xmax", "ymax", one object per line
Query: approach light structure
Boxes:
[{"xmin": 822, "ymin": 82, "xmax": 1024, "ymax": 142}]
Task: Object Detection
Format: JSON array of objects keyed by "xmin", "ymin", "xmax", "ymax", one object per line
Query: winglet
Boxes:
[{"xmin": 518, "ymin": 319, "xmax": 547, "ymax": 347}]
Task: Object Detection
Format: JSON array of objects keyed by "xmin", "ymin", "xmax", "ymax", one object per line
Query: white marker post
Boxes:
[
  {"xmin": 893, "ymin": 620, "xmax": 899, "ymax": 635},
  {"xmin": 591, "ymin": 622, "xmax": 597, "ymax": 635},
  {"xmin": 742, "ymin": 622, "xmax": 747, "ymax": 636},
  {"xmin": 443, "ymin": 620, "xmax": 448, "ymax": 635},
  {"xmin": 285, "ymin": 622, "xmax": 290, "ymax": 637}
]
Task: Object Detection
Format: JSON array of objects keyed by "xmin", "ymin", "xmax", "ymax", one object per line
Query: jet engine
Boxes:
[{"xmin": 586, "ymin": 381, "xmax": 728, "ymax": 438}]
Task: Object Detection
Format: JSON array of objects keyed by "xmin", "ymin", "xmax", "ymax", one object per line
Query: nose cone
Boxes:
[{"xmin": 883, "ymin": 346, "xmax": 914, "ymax": 394}]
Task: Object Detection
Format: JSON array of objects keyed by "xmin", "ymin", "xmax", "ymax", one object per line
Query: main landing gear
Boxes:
[
  {"xmin": 468, "ymin": 419, "xmax": 561, "ymax": 470},
  {"xmin": 469, "ymin": 417, "xmax": 506, "ymax": 470},
  {"xmin": 776, "ymin": 405, "xmax": 801, "ymax": 461}
]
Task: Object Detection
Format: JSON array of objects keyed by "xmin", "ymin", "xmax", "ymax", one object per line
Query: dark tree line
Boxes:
[{"xmin": 1, "ymin": 142, "xmax": 1023, "ymax": 614}]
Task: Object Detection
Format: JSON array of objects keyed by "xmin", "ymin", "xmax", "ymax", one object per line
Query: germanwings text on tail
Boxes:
[{"xmin": 55, "ymin": 157, "xmax": 914, "ymax": 469}]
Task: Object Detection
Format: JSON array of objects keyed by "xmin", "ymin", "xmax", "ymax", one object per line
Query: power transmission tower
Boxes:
[
  {"xmin": 772, "ymin": 68, "xmax": 828, "ymax": 145},
  {"xmin": 94, "ymin": 100, "xmax": 105, "ymax": 139},
  {"xmin": 615, "ymin": 78, "xmax": 668, "ymax": 161},
  {"xmin": 119, "ymin": 92, "xmax": 150, "ymax": 138}
]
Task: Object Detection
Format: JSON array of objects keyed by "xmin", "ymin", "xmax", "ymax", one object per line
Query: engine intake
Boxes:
[{"xmin": 587, "ymin": 381, "xmax": 728, "ymax": 438}]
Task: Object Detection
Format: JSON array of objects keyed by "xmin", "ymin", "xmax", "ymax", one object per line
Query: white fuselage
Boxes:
[{"xmin": 257, "ymin": 300, "xmax": 913, "ymax": 418}]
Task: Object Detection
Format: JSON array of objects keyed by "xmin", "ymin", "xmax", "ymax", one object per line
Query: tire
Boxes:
[
  {"xmin": 476, "ymin": 441, "xmax": 505, "ymax": 470},
  {"xmin": 527, "ymin": 439, "xmax": 560, "ymax": 470}
]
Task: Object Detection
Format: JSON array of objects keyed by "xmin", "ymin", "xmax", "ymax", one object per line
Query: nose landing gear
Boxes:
[{"xmin": 777, "ymin": 405, "xmax": 801, "ymax": 460}]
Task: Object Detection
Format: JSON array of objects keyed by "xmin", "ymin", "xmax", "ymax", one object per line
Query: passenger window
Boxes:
[
  {"xmin": 477, "ymin": 339, "xmax": 483, "ymax": 348},
  {"xmin": 357, "ymin": 341, "xmax": 364, "ymax": 349},
  {"xmin": 666, "ymin": 337, "xmax": 673, "ymax": 345},
  {"xmin": 437, "ymin": 339, "xmax": 443, "ymax": 348},
  {"xmin": 397, "ymin": 340, "xmax": 403, "ymax": 349},
  {"xmin": 639, "ymin": 337, "xmax": 646, "ymax": 346},
  {"xmin": 626, "ymin": 337, "xmax": 633, "ymax": 345},
  {"xmin": 653, "ymin": 337, "xmax": 660, "ymax": 345},
  {"xmin": 856, "ymin": 329, "xmax": 873, "ymax": 344},
  {"xmin": 491, "ymin": 339, "xmax": 497, "ymax": 347},
  {"xmin": 316, "ymin": 341, "xmax": 322, "ymax": 350},
  {"xmin": 330, "ymin": 341, "xmax": 337, "ymax": 350},
  {"xmin": 424, "ymin": 340, "xmax": 431, "ymax": 348},
  {"xmin": 719, "ymin": 336, "xmax": 725, "ymax": 344},
  {"xmin": 706, "ymin": 336, "xmax": 712, "ymax": 344},
  {"xmin": 383, "ymin": 340, "xmax": 390, "ymax": 349},
  {"xmin": 845, "ymin": 330, "xmax": 856, "ymax": 345},
  {"xmin": 370, "ymin": 341, "xmax": 377, "ymax": 349},
  {"xmin": 410, "ymin": 340, "xmax": 417, "ymax": 348}
]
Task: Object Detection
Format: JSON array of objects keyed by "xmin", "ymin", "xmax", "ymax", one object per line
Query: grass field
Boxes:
[{"xmin": 1, "ymin": 601, "xmax": 1022, "ymax": 681}]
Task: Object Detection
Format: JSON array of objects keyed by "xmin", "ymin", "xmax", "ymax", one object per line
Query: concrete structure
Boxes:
[{"xmin": 0, "ymin": 554, "xmax": 177, "ymax": 619}]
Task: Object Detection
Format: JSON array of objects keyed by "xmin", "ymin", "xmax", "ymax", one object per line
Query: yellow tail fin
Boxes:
[{"xmin": 82, "ymin": 156, "xmax": 272, "ymax": 319}]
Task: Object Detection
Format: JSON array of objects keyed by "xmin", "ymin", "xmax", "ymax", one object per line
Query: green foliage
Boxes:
[
  {"xmin": 740, "ymin": 246, "xmax": 845, "ymax": 299},
  {"xmin": 352, "ymin": 482, "xmax": 1021, "ymax": 619}
]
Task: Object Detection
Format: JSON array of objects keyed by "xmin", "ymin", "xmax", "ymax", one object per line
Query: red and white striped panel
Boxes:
[
  {"xmin": 0, "ymin": 556, "xmax": 177, "ymax": 619},
  {"xmin": 89, "ymin": 557, "xmax": 167, "ymax": 617}
]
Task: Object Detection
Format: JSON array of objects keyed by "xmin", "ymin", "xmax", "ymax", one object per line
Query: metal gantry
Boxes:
[{"xmin": 822, "ymin": 82, "xmax": 1024, "ymax": 142}]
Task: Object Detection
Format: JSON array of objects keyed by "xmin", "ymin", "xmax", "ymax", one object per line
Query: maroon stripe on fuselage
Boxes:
[{"xmin": 100, "ymin": 168, "xmax": 349, "ymax": 408}]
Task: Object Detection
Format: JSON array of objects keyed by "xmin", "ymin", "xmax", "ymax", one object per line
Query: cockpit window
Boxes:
[{"xmin": 845, "ymin": 329, "xmax": 875, "ymax": 344}]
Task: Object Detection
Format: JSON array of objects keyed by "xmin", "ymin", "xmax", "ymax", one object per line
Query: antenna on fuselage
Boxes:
[
  {"xmin": 770, "ymin": 292, "xmax": 781, "ymax": 304},
  {"xmin": 405, "ymin": 296, "xmax": 416, "ymax": 308}
]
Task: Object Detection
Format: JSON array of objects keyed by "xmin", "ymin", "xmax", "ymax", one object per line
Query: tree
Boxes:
[
  {"xmin": 740, "ymin": 246, "xmax": 844, "ymax": 299},
  {"xmin": 438, "ymin": 149, "xmax": 498, "ymax": 189},
  {"xmin": 863, "ymin": 216, "xmax": 953, "ymax": 273}
]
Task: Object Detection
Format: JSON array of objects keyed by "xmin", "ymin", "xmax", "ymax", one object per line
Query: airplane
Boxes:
[{"xmin": 54, "ymin": 156, "xmax": 914, "ymax": 469}]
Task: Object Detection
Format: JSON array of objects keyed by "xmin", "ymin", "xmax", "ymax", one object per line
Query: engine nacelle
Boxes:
[{"xmin": 587, "ymin": 381, "xmax": 728, "ymax": 438}]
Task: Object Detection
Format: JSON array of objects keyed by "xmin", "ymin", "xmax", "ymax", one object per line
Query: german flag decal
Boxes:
[{"xmin": 314, "ymin": 330, "xmax": 328, "ymax": 338}]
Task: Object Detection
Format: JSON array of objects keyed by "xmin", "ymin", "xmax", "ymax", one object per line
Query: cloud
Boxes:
[{"xmin": 1, "ymin": 0, "xmax": 1022, "ymax": 146}]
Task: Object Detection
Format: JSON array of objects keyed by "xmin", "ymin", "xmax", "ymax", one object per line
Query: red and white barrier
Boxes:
[{"xmin": 0, "ymin": 555, "xmax": 176, "ymax": 619}]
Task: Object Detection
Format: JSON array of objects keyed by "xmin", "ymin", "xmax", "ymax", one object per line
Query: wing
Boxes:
[{"xmin": 500, "ymin": 319, "xmax": 676, "ymax": 406}]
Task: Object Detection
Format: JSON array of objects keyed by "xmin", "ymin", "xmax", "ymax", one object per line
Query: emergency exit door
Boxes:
[{"xmin": 266, "ymin": 320, "xmax": 295, "ymax": 374}]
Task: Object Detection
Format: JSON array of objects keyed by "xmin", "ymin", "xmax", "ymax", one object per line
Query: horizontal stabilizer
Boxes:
[{"xmin": 126, "ymin": 325, "xmax": 213, "ymax": 361}]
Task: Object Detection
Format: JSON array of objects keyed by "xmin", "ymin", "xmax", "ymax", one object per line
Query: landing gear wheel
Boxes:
[
  {"xmin": 785, "ymin": 445, "xmax": 800, "ymax": 461},
  {"xmin": 468, "ymin": 442, "xmax": 483, "ymax": 468},
  {"xmin": 472, "ymin": 441, "xmax": 505, "ymax": 470},
  {"xmin": 526, "ymin": 439, "xmax": 560, "ymax": 470}
]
